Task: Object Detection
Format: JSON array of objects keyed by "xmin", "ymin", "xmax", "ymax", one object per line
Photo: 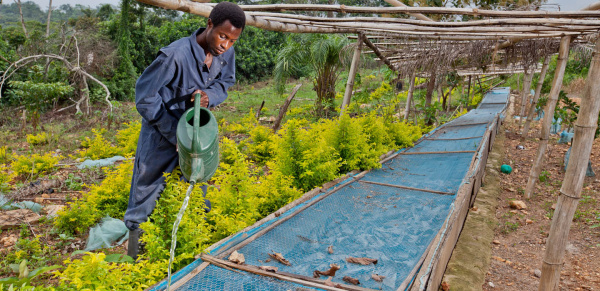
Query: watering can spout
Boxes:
[{"xmin": 176, "ymin": 93, "xmax": 219, "ymax": 184}]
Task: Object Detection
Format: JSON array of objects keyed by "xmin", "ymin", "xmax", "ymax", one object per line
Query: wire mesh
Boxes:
[
  {"xmin": 165, "ymin": 87, "xmax": 510, "ymax": 291},
  {"xmin": 175, "ymin": 263, "xmax": 323, "ymax": 291},
  {"xmin": 235, "ymin": 184, "xmax": 456, "ymax": 290}
]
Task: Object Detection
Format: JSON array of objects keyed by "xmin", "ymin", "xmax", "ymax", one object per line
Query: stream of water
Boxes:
[{"xmin": 166, "ymin": 182, "xmax": 195, "ymax": 290}]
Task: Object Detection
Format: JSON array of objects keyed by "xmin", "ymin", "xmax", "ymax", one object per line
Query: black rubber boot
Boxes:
[{"xmin": 127, "ymin": 228, "xmax": 142, "ymax": 260}]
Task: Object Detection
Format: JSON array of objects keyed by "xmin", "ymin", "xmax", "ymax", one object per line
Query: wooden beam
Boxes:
[
  {"xmin": 272, "ymin": 84, "xmax": 301, "ymax": 133},
  {"xmin": 539, "ymin": 35, "xmax": 600, "ymax": 291},
  {"xmin": 525, "ymin": 36, "xmax": 571, "ymax": 199}
]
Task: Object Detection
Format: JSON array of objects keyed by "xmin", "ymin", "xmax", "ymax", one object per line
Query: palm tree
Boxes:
[{"xmin": 274, "ymin": 34, "xmax": 351, "ymax": 117}]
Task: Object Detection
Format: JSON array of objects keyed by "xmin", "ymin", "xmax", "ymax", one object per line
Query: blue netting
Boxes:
[
  {"xmin": 176, "ymin": 264, "xmax": 323, "ymax": 290},
  {"xmin": 363, "ymin": 153, "xmax": 473, "ymax": 194},
  {"xmin": 162, "ymin": 87, "xmax": 510, "ymax": 291},
  {"xmin": 235, "ymin": 184, "xmax": 455, "ymax": 290}
]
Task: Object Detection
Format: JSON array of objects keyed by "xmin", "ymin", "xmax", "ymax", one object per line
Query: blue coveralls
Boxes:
[{"xmin": 124, "ymin": 28, "xmax": 236, "ymax": 231}]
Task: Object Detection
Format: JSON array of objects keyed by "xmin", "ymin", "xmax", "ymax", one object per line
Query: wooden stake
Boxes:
[
  {"xmin": 341, "ymin": 33, "xmax": 363, "ymax": 112},
  {"xmin": 255, "ymin": 100, "xmax": 265, "ymax": 121},
  {"xmin": 522, "ymin": 56, "xmax": 551, "ymax": 139},
  {"xmin": 539, "ymin": 35, "xmax": 600, "ymax": 291},
  {"xmin": 525, "ymin": 36, "xmax": 571, "ymax": 199},
  {"xmin": 404, "ymin": 71, "xmax": 416, "ymax": 120},
  {"xmin": 272, "ymin": 84, "xmax": 301, "ymax": 133}
]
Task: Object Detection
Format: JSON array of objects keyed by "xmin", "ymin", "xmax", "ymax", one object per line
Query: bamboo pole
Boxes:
[
  {"xmin": 404, "ymin": 71, "xmax": 416, "ymax": 120},
  {"xmin": 525, "ymin": 36, "xmax": 571, "ymax": 199},
  {"xmin": 522, "ymin": 56, "xmax": 551, "ymax": 139},
  {"xmin": 539, "ymin": 35, "xmax": 600, "ymax": 291},
  {"xmin": 383, "ymin": 0, "xmax": 434, "ymax": 21},
  {"xmin": 235, "ymin": 4, "xmax": 600, "ymax": 18},
  {"xmin": 519, "ymin": 68, "xmax": 534, "ymax": 119},
  {"xmin": 362, "ymin": 36, "xmax": 396, "ymax": 72},
  {"xmin": 341, "ymin": 33, "xmax": 363, "ymax": 112}
]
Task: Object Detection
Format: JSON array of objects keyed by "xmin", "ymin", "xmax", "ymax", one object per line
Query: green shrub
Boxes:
[
  {"xmin": 140, "ymin": 169, "xmax": 212, "ymax": 267},
  {"xmin": 55, "ymin": 252, "xmax": 167, "ymax": 290},
  {"xmin": 54, "ymin": 161, "xmax": 133, "ymax": 234},
  {"xmin": 10, "ymin": 152, "xmax": 61, "ymax": 180},
  {"xmin": 26, "ymin": 132, "xmax": 51, "ymax": 146},
  {"xmin": 115, "ymin": 121, "xmax": 141, "ymax": 157},
  {"xmin": 247, "ymin": 125, "xmax": 276, "ymax": 164},
  {"xmin": 78, "ymin": 129, "xmax": 121, "ymax": 160}
]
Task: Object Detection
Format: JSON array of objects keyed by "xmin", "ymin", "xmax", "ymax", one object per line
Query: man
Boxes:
[{"xmin": 124, "ymin": 2, "xmax": 245, "ymax": 259}]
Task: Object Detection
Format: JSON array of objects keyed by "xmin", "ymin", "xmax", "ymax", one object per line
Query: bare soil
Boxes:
[{"xmin": 482, "ymin": 99, "xmax": 600, "ymax": 290}]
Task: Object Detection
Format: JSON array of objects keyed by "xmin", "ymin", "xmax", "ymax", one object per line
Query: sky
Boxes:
[{"xmin": 19, "ymin": 0, "xmax": 600, "ymax": 11}]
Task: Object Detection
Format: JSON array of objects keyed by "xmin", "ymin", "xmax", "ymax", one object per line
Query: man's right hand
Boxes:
[{"xmin": 192, "ymin": 90, "xmax": 210, "ymax": 108}]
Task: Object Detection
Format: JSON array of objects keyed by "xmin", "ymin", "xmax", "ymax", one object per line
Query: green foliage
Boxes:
[
  {"xmin": 26, "ymin": 132, "xmax": 51, "ymax": 146},
  {"xmin": 0, "ymin": 146, "xmax": 11, "ymax": 165},
  {"xmin": 78, "ymin": 121, "xmax": 140, "ymax": 159},
  {"xmin": 78, "ymin": 129, "xmax": 121, "ymax": 160},
  {"xmin": 141, "ymin": 169, "xmax": 211, "ymax": 266},
  {"xmin": 55, "ymin": 252, "xmax": 166, "ymax": 290},
  {"xmin": 274, "ymin": 34, "xmax": 351, "ymax": 116},
  {"xmin": 247, "ymin": 125, "xmax": 276, "ymax": 164},
  {"xmin": 54, "ymin": 161, "xmax": 133, "ymax": 235},
  {"xmin": 0, "ymin": 259, "xmax": 59, "ymax": 289},
  {"xmin": 325, "ymin": 113, "xmax": 380, "ymax": 173},
  {"xmin": 5, "ymin": 237, "xmax": 55, "ymax": 275},
  {"xmin": 0, "ymin": 164, "xmax": 10, "ymax": 193},
  {"xmin": 115, "ymin": 121, "xmax": 141, "ymax": 157},
  {"xmin": 8, "ymin": 81, "xmax": 74, "ymax": 113},
  {"xmin": 538, "ymin": 170, "xmax": 550, "ymax": 183},
  {"xmin": 10, "ymin": 152, "xmax": 61, "ymax": 180},
  {"xmin": 234, "ymin": 26, "xmax": 284, "ymax": 83}
]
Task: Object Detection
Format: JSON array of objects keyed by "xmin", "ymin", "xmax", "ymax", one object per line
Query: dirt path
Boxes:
[{"xmin": 482, "ymin": 95, "xmax": 600, "ymax": 290}]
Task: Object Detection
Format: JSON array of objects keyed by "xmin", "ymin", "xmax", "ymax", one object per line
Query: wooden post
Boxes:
[
  {"xmin": 539, "ymin": 36, "xmax": 600, "ymax": 291},
  {"xmin": 272, "ymin": 84, "xmax": 302, "ymax": 133},
  {"xmin": 404, "ymin": 71, "xmax": 416, "ymax": 120},
  {"xmin": 467, "ymin": 75, "xmax": 472, "ymax": 105},
  {"xmin": 255, "ymin": 100, "xmax": 265, "ymax": 121},
  {"xmin": 525, "ymin": 36, "xmax": 571, "ymax": 199},
  {"xmin": 341, "ymin": 33, "xmax": 363, "ymax": 112},
  {"xmin": 522, "ymin": 56, "xmax": 551, "ymax": 139},
  {"xmin": 519, "ymin": 67, "xmax": 533, "ymax": 119}
]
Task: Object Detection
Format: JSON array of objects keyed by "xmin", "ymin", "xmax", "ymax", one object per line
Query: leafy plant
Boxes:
[
  {"xmin": 0, "ymin": 260, "xmax": 60, "ymax": 288},
  {"xmin": 538, "ymin": 170, "xmax": 550, "ymax": 183},
  {"xmin": 26, "ymin": 132, "xmax": 51, "ymax": 146},
  {"xmin": 10, "ymin": 152, "xmax": 61, "ymax": 181},
  {"xmin": 55, "ymin": 161, "xmax": 133, "ymax": 235}
]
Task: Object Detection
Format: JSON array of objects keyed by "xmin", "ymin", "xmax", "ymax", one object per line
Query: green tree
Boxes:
[
  {"xmin": 111, "ymin": 0, "xmax": 137, "ymax": 101},
  {"xmin": 274, "ymin": 33, "xmax": 351, "ymax": 116}
]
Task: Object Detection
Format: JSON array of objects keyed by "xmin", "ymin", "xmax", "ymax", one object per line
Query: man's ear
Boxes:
[{"xmin": 206, "ymin": 19, "xmax": 213, "ymax": 30}]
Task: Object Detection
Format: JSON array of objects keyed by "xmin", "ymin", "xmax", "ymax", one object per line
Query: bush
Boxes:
[
  {"xmin": 247, "ymin": 125, "xmax": 276, "ymax": 164},
  {"xmin": 54, "ymin": 161, "xmax": 133, "ymax": 235},
  {"xmin": 10, "ymin": 152, "xmax": 61, "ymax": 180},
  {"xmin": 55, "ymin": 252, "xmax": 167, "ymax": 290},
  {"xmin": 78, "ymin": 129, "xmax": 121, "ymax": 160},
  {"xmin": 140, "ymin": 169, "xmax": 212, "ymax": 266},
  {"xmin": 26, "ymin": 132, "xmax": 51, "ymax": 146}
]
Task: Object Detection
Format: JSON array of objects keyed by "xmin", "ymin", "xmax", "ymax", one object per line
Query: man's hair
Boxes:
[{"xmin": 209, "ymin": 2, "xmax": 246, "ymax": 31}]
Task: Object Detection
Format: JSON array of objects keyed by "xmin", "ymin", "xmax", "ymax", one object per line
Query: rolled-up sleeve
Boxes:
[
  {"xmin": 204, "ymin": 52, "xmax": 236, "ymax": 108},
  {"xmin": 135, "ymin": 53, "xmax": 179, "ymax": 146}
]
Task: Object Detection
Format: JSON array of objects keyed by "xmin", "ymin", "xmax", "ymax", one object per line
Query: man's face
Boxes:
[{"xmin": 205, "ymin": 19, "xmax": 242, "ymax": 56}]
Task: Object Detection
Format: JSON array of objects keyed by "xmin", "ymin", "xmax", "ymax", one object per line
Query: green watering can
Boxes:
[{"xmin": 176, "ymin": 93, "xmax": 219, "ymax": 183}]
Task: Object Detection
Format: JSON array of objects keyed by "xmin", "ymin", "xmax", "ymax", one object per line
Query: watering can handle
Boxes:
[{"xmin": 192, "ymin": 93, "xmax": 202, "ymax": 153}]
